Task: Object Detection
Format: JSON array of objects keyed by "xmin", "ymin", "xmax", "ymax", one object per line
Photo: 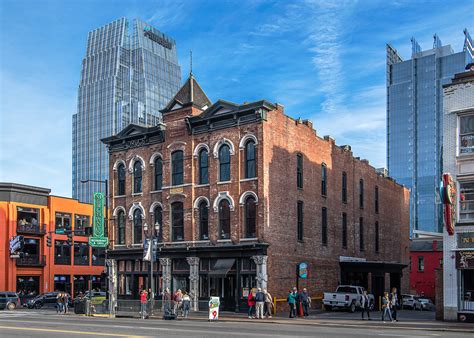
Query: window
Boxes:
[
  {"xmin": 245, "ymin": 140, "xmax": 256, "ymax": 178},
  {"xmin": 198, "ymin": 201, "xmax": 209, "ymax": 240},
  {"xmin": 359, "ymin": 179, "xmax": 364, "ymax": 209},
  {"xmin": 342, "ymin": 172, "xmax": 347, "ymax": 203},
  {"xmin": 118, "ymin": 163, "xmax": 126, "ymax": 195},
  {"xmin": 154, "ymin": 157, "xmax": 163, "ymax": 190},
  {"xmin": 375, "ymin": 221, "xmax": 380, "ymax": 253},
  {"xmin": 359, "ymin": 217, "xmax": 364, "ymax": 251},
  {"xmin": 297, "ymin": 154, "xmax": 303, "ymax": 188},
  {"xmin": 172, "ymin": 202, "xmax": 184, "ymax": 241},
  {"xmin": 153, "ymin": 206, "xmax": 163, "ymax": 242},
  {"xmin": 17, "ymin": 207, "xmax": 40, "ymax": 229},
  {"xmin": 297, "ymin": 201, "xmax": 304, "ymax": 241},
  {"xmin": 92, "ymin": 247, "xmax": 105, "ymax": 266},
  {"xmin": 459, "ymin": 115, "xmax": 474, "ymax": 154},
  {"xmin": 219, "ymin": 145, "xmax": 231, "ymax": 182},
  {"xmin": 418, "ymin": 256, "xmax": 424, "ymax": 272},
  {"xmin": 342, "ymin": 213, "xmax": 347, "ymax": 248},
  {"xmin": 322, "ymin": 207, "xmax": 328, "ymax": 245},
  {"xmin": 171, "ymin": 151, "xmax": 184, "ymax": 186},
  {"xmin": 198, "ymin": 149, "xmax": 209, "ymax": 184},
  {"xmin": 375, "ymin": 186, "xmax": 379, "ymax": 214},
  {"xmin": 133, "ymin": 208, "xmax": 142, "ymax": 244},
  {"xmin": 55, "ymin": 212, "xmax": 71, "ymax": 233},
  {"xmin": 133, "ymin": 161, "xmax": 142, "ymax": 193},
  {"xmin": 459, "ymin": 182, "xmax": 474, "ymax": 222},
  {"xmin": 75, "ymin": 215, "xmax": 89, "ymax": 235},
  {"xmin": 321, "ymin": 164, "xmax": 327, "ymax": 196},
  {"xmin": 73, "ymin": 242, "xmax": 89, "ymax": 266},
  {"xmin": 218, "ymin": 199, "xmax": 231, "ymax": 239},
  {"xmin": 117, "ymin": 210, "xmax": 126, "ymax": 245},
  {"xmin": 54, "ymin": 240, "xmax": 71, "ymax": 265},
  {"xmin": 245, "ymin": 196, "xmax": 257, "ymax": 238}
]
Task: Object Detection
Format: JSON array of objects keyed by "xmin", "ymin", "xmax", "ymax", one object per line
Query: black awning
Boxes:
[
  {"xmin": 340, "ymin": 261, "xmax": 407, "ymax": 274},
  {"xmin": 208, "ymin": 258, "xmax": 236, "ymax": 277}
]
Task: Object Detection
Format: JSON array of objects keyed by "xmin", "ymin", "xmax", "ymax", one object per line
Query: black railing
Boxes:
[
  {"xmin": 74, "ymin": 256, "xmax": 90, "ymax": 266},
  {"xmin": 16, "ymin": 255, "xmax": 46, "ymax": 267},
  {"xmin": 17, "ymin": 223, "xmax": 46, "ymax": 235},
  {"xmin": 54, "ymin": 256, "xmax": 71, "ymax": 265}
]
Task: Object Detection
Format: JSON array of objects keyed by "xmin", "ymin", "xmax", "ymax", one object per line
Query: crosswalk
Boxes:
[{"xmin": 0, "ymin": 310, "xmax": 32, "ymax": 318}]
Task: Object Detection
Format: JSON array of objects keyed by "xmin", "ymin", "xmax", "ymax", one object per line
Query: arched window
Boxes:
[
  {"xmin": 171, "ymin": 202, "xmax": 184, "ymax": 241},
  {"xmin": 154, "ymin": 157, "xmax": 163, "ymax": 191},
  {"xmin": 117, "ymin": 210, "xmax": 125, "ymax": 245},
  {"xmin": 199, "ymin": 149, "xmax": 209, "ymax": 185},
  {"xmin": 245, "ymin": 140, "xmax": 256, "ymax": 178},
  {"xmin": 219, "ymin": 144, "xmax": 231, "ymax": 182},
  {"xmin": 199, "ymin": 201, "xmax": 209, "ymax": 240},
  {"xmin": 133, "ymin": 161, "xmax": 142, "ymax": 193},
  {"xmin": 133, "ymin": 208, "xmax": 142, "ymax": 244},
  {"xmin": 118, "ymin": 164, "xmax": 126, "ymax": 196},
  {"xmin": 245, "ymin": 196, "xmax": 256, "ymax": 238},
  {"xmin": 153, "ymin": 206, "xmax": 163, "ymax": 242},
  {"xmin": 172, "ymin": 151, "xmax": 184, "ymax": 186},
  {"xmin": 219, "ymin": 199, "xmax": 231, "ymax": 239}
]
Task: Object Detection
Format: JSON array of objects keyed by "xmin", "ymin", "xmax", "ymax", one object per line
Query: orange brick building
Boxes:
[{"xmin": 0, "ymin": 183, "xmax": 106, "ymax": 300}]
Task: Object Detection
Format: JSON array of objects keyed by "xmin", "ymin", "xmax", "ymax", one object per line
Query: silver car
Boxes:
[
  {"xmin": 402, "ymin": 294, "xmax": 421, "ymax": 310},
  {"xmin": 418, "ymin": 298, "xmax": 435, "ymax": 311}
]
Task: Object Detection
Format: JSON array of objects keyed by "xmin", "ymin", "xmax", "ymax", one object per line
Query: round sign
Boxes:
[{"xmin": 299, "ymin": 262, "xmax": 308, "ymax": 279}]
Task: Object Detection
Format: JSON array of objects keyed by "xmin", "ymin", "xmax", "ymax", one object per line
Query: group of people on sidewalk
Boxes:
[
  {"xmin": 287, "ymin": 287, "xmax": 312, "ymax": 318},
  {"xmin": 140, "ymin": 288, "xmax": 192, "ymax": 319},
  {"xmin": 247, "ymin": 288, "xmax": 274, "ymax": 319},
  {"xmin": 358, "ymin": 287, "xmax": 400, "ymax": 322},
  {"xmin": 55, "ymin": 291, "xmax": 70, "ymax": 315}
]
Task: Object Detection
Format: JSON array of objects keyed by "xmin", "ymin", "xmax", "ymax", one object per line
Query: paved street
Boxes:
[{"xmin": 0, "ymin": 310, "xmax": 472, "ymax": 338}]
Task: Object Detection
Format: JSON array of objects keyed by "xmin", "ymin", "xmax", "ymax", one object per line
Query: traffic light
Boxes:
[
  {"xmin": 46, "ymin": 234, "xmax": 52, "ymax": 247},
  {"xmin": 66, "ymin": 231, "xmax": 73, "ymax": 246}
]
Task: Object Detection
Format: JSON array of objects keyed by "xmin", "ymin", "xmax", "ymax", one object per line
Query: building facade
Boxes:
[
  {"xmin": 443, "ymin": 65, "xmax": 474, "ymax": 322},
  {"xmin": 0, "ymin": 183, "xmax": 105, "ymax": 300},
  {"xmin": 73, "ymin": 18, "xmax": 182, "ymax": 204},
  {"xmin": 387, "ymin": 30, "xmax": 473, "ymax": 234},
  {"xmin": 103, "ymin": 75, "xmax": 410, "ymax": 311}
]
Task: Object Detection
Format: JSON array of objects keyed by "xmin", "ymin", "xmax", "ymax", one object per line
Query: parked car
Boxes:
[
  {"xmin": 26, "ymin": 292, "xmax": 72, "ymax": 309},
  {"xmin": 418, "ymin": 298, "xmax": 435, "ymax": 311},
  {"xmin": 402, "ymin": 294, "xmax": 421, "ymax": 310},
  {"xmin": 0, "ymin": 292, "xmax": 21, "ymax": 310},
  {"xmin": 323, "ymin": 285, "xmax": 374, "ymax": 313},
  {"xmin": 84, "ymin": 291, "xmax": 107, "ymax": 306}
]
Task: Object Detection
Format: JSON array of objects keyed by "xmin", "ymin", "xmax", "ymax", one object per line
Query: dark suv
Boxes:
[
  {"xmin": 26, "ymin": 292, "xmax": 72, "ymax": 309},
  {"xmin": 0, "ymin": 292, "xmax": 21, "ymax": 310}
]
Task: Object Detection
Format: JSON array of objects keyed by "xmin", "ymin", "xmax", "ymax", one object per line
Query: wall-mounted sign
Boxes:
[
  {"xmin": 143, "ymin": 27, "xmax": 172, "ymax": 49},
  {"xmin": 89, "ymin": 192, "xmax": 109, "ymax": 248},
  {"xmin": 298, "ymin": 262, "xmax": 308, "ymax": 279},
  {"xmin": 458, "ymin": 232, "xmax": 474, "ymax": 249},
  {"xmin": 440, "ymin": 173, "xmax": 456, "ymax": 236},
  {"xmin": 456, "ymin": 250, "xmax": 474, "ymax": 269}
]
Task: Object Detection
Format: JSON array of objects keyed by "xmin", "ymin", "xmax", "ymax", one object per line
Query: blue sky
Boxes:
[{"xmin": 0, "ymin": 0, "xmax": 472, "ymax": 197}]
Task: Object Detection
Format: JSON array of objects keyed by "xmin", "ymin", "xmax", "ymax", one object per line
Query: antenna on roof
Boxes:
[{"xmin": 190, "ymin": 50, "xmax": 193, "ymax": 77}]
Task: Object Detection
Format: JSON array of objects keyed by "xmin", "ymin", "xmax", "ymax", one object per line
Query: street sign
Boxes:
[
  {"xmin": 55, "ymin": 228, "xmax": 65, "ymax": 235},
  {"xmin": 89, "ymin": 192, "xmax": 109, "ymax": 248},
  {"xmin": 298, "ymin": 262, "xmax": 308, "ymax": 279}
]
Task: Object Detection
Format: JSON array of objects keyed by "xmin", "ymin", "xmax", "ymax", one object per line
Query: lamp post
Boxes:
[{"xmin": 144, "ymin": 221, "xmax": 160, "ymax": 316}]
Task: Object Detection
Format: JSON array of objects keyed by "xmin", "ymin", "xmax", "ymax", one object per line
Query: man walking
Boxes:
[
  {"xmin": 361, "ymin": 290, "xmax": 370, "ymax": 320},
  {"xmin": 299, "ymin": 288, "xmax": 311, "ymax": 317},
  {"xmin": 254, "ymin": 288, "xmax": 265, "ymax": 319},
  {"xmin": 389, "ymin": 287, "xmax": 399, "ymax": 322},
  {"xmin": 263, "ymin": 289, "xmax": 273, "ymax": 318}
]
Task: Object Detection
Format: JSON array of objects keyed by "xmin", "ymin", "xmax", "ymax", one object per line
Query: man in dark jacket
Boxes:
[
  {"xmin": 299, "ymin": 288, "xmax": 311, "ymax": 316},
  {"xmin": 254, "ymin": 288, "xmax": 265, "ymax": 319}
]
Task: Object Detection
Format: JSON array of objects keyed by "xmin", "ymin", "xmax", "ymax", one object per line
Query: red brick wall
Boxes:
[{"xmin": 409, "ymin": 250, "xmax": 443, "ymax": 300}]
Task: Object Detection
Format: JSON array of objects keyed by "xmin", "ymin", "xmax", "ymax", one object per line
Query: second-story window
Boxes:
[
  {"xmin": 133, "ymin": 208, "xmax": 142, "ymax": 244},
  {"xmin": 375, "ymin": 186, "xmax": 379, "ymax": 214},
  {"xmin": 245, "ymin": 196, "xmax": 257, "ymax": 238},
  {"xmin": 199, "ymin": 201, "xmax": 209, "ymax": 240},
  {"xmin": 375, "ymin": 221, "xmax": 380, "ymax": 253},
  {"xmin": 342, "ymin": 212, "xmax": 347, "ymax": 248},
  {"xmin": 116, "ymin": 210, "xmax": 125, "ymax": 245},
  {"xmin": 322, "ymin": 207, "xmax": 328, "ymax": 245},
  {"xmin": 133, "ymin": 161, "xmax": 142, "ymax": 193},
  {"xmin": 73, "ymin": 242, "xmax": 89, "ymax": 266},
  {"xmin": 172, "ymin": 151, "xmax": 184, "ymax": 186},
  {"xmin": 118, "ymin": 163, "xmax": 126, "ymax": 195},
  {"xmin": 219, "ymin": 199, "xmax": 231, "ymax": 239},
  {"xmin": 199, "ymin": 149, "xmax": 209, "ymax": 185},
  {"xmin": 153, "ymin": 205, "xmax": 163, "ymax": 242},
  {"xmin": 172, "ymin": 202, "xmax": 184, "ymax": 241},
  {"xmin": 359, "ymin": 217, "xmax": 364, "ymax": 251},
  {"xmin": 359, "ymin": 179, "xmax": 364, "ymax": 209},
  {"xmin": 219, "ymin": 144, "xmax": 231, "ymax": 182},
  {"xmin": 460, "ymin": 115, "xmax": 474, "ymax": 154},
  {"xmin": 75, "ymin": 215, "xmax": 89, "ymax": 235},
  {"xmin": 297, "ymin": 201, "xmax": 304, "ymax": 241},
  {"xmin": 418, "ymin": 256, "xmax": 424, "ymax": 272},
  {"xmin": 297, "ymin": 153, "xmax": 303, "ymax": 188},
  {"xmin": 154, "ymin": 157, "xmax": 163, "ymax": 191},
  {"xmin": 321, "ymin": 164, "xmax": 327, "ymax": 196},
  {"xmin": 245, "ymin": 140, "xmax": 256, "ymax": 178},
  {"xmin": 342, "ymin": 172, "xmax": 347, "ymax": 203},
  {"xmin": 55, "ymin": 212, "xmax": 71, "ymax": 233},
  {"xmin": 54, "ymin": 240, "xmax": 71, "ymax": 265}
]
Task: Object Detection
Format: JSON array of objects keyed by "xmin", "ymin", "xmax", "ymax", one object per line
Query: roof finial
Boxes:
[{"xmin": 190, "ymin": 50, "xmax": 193, "ymax": 77}]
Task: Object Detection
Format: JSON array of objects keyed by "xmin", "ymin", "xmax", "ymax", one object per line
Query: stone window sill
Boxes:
[
  {"xmin": 217, "ymin": 181, "xmax": 232, "ymax": 185},
  {"xmin": 240, "ymin": 178, "xmax": 258, "ymax": 182}
]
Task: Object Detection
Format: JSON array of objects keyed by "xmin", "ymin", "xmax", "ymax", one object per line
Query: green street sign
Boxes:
[
  {"xmin": 89, "ymin": 192, "xmax": 109, "ymax": 248},
  {"xmin": 55, "ymin": 229, "xmax": 65, "ymax": 235}
]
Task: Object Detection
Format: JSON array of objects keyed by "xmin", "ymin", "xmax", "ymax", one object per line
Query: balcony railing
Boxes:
[
  {"xmin": 16, "ymin": 255, "xmax": 46, "ymax": 267},
  {"xmin": 54, "ymin": 256, "xmax": 71, "ymax": 265},
  {"xmin": 74, "ymin": 256, "xmax": 90, "ymax": 266},
  {"xmin": 17, "ymin": 223, "xmax": 46, "ymax": 235}
]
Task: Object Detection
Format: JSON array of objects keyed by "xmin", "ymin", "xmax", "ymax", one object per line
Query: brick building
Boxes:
[{"xmin": 103, "ymin": 75, "xmax": 410, "ymax": 311}]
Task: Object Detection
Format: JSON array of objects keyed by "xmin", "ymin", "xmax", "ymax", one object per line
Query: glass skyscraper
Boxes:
[
  {"xmin": 72, "ymin": 18, "xmax": 181, "ymax": 203},
  {"xmin": 387, "ymin": 30, "xmax": 473, "ymax": 235}
]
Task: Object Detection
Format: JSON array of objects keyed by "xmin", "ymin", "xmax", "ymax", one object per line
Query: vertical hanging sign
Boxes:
[{"xmin": 89, "ymin": 192, "xmax": 109, "ymax": 248}]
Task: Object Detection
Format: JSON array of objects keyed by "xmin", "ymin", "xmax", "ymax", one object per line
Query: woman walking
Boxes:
[
  {"xmin": 247, "ymin": 290, "xmax": 255, "ymax": 319},
  {"xmin": 182, "ymin": 292, "xmax": 191, "ymax": 318},
  {"xmin": 361, "ymin": 290, "xmax": 370, "ymax": 320},
  {"xmin": 381, "ymin": 292, "xmax": 393, "ymax": 322},
  {"xmin": 287, "ymin": 289, "xmax": 297, "ymax": 318}
]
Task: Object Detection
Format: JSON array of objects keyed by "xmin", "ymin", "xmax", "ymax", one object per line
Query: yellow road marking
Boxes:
[{"xmin": 0, "ymin": 325, "xmax": 146, "ymax": 337}]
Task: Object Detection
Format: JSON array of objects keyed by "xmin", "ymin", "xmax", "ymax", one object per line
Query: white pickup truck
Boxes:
[{"xmin": 323, "ymin": 285, "xmax": 374, "ymax": 313}]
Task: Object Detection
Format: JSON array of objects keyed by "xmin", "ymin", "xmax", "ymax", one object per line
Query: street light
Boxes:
[{"xmin": 144, "ymin": 221, "xmax": 160, "ymax": 316}]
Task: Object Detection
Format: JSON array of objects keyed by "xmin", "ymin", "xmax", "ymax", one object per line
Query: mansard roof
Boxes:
[{"xmin": 161, "ymin": 74, "xmax": 212, "ymax": 113}]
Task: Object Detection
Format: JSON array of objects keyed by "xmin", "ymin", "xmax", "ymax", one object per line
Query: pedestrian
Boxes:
[
  {"xmin": 254, "ymin": 288, "xmax": 265, "ymax": 319},
  {"xmin": 287, "ymin": 289, "xmax": 297, "ymax": 318},
  {"xmin": 173, "ymin": 289, "xmax": 183, "ymax": 316},
  {"xmin": 247, "ymin": 289, "xmax": 255, "ymax": 319},
  {"xmin": 163, "ymin": 288, "xmax": 172, "ymax": 316},
  {"xmin": 381, "ymin": 292, "xmax": 393, "ymax": 322},
  {"xmin": 361, "ymin": 290, "xmax": 370, "ymax": 320},
  {"xmin": 56, "ymin": 292, "xmax": 63, "ymax": 314},
  {"xmin": 389, "ymin": 287, "xmax": 399, "ymax": 322},
  {"xmin": 299, "ymin": 288, "xmax": 311, "ymax": 317},
  {"xmin": 140, "ymin": 289, "xmax": 148, "ymax": 319},
  {"xmin": 263, "ymin": 289, "xmax": 273, "ymax": 318},
  {"xmin": 62, "ymin": 292, "xmax": 70, "ymax": 315},
  {"xmin": 182, "ymin": 291, "xmax": 191, "ymax": 319}
]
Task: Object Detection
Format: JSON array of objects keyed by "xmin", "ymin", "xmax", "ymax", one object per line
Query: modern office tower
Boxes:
[
  {"xmin": 72, "ymin": 18, "xmax": 181, "ymax": 203},
  {"xmin": 387, "ymin": 29, "xmax": 473, "ymax": 235}
]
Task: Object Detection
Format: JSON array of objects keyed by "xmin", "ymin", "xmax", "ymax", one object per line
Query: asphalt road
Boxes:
[{"xmin": 0, "ymin": 310, "xmax": 471, "ymax": 338}]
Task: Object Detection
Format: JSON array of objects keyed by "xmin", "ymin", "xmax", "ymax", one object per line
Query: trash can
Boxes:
[{"xmin": 74, "ymin": 299, "xmax": 86, "ymax": 314}]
